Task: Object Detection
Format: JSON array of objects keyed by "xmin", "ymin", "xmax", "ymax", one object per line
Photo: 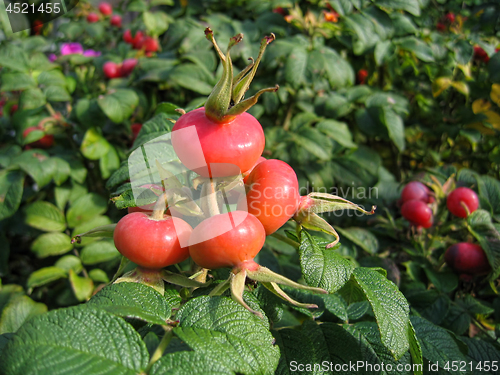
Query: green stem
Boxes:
[
  {"xmin": 145, "ymin": 326, "xmax": 173, "ymax": 373},
  {"xmin": 271, "ymin": 232, "xmax": 300, "ymax": 249},
  {"xmin": 152, "ymin": 193, "xmax": 167, "ymax": 220}
]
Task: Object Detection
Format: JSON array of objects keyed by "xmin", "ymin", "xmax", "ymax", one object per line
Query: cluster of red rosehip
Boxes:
[
  {"xmin": 399, "ymin": 181, "xmax": 490, "ymax": 279},
  {"xmin": 436, "ymin": 12, "xmax": 455, "ymax": 32},
  {"xmin": 87, "ymin": 2, "xmax": 122, "ymax": 29},
  {"xmin": 103, "ymin": 58, "xmax": 138, "ymax": 79},
  {"xmin": 106, "ymin": 29, "xmax": 371, "ymax": 316}
]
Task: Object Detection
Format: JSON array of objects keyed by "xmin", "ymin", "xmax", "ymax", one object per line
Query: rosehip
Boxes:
[
  {"xmin": 110, "ymin": 15, "xmax": 122, "ymax": 27},
  {"xmin": 445, "ymin": 243, "xmax": 490, "ymax": 276},
  {"xmin": 401, "ymin": 199, "xmax": 433, "ymax": 228},
  {"xmin": 10, "ymin": 104, "xmax": 18, "ymax": 116},
  {"xmin": 98, "ymin": 2, "xmax": 113, "ymax": 16},
  {"xmin": 120, "ymin": 58, "xmax": 138, "ymax": 77},
  {"xmin": 400, "ymin": 181, "xmax": 431, "ymax": 204},
  {"xmin": 123, "ymin": 29, "xmax": 133, "ymax": 44},
  {"xmin": 446, "ymin": 187, "xmax": 479, "ymax": 218},
  {"xmin": 87, "ymin": 13, "xmax": 100, "ymax": 23},
  {"xmin": 444, "ymin": 13, "xmax": 455, "ymax": 23},
  {"xmin": 23, "ymin": 126, "xmax": 54, "ymax": 149},
  {"xmin": 142, "ymin": 37, "xmax": 159, "ymax": 53},
  {"xmin": 473, "ymin": 46, "xmax": 489, "ymax": 63},
  {"xmin": 131, "ymin": 123, "xmax": 142, "ymax": 141},
  {"xmin": 436, "ymin": 22, "xmax": 446, "ymax": 32},
  {"xmin": 132, "ymin": 31, "xmax": 145, "ymax": 49},
  {"xmin": 356, "ymin": 69, "xmax": 368, "ymax": 84},
  {"xmin": 103, "ymin": 62, "xmax": 122, "ymax": 79}
]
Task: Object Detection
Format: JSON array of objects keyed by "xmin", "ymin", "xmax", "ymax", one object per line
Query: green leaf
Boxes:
[
  {"xmin": 80, "ymin": 128, "xmax": 111, "ymax": 160},
  {"xmin": 150, "ymin": 351, "xmax": 233, "ymax": 375},
  {"xmin": 132, "ymin": 113, "xmax": 175, "ymax": 150},
  {"xmin": 26, "ymin": 267, "xmax": 68, "ymax": 289},
  {"xmin": 66, "ymin": 193, "xmax": 108, "ymax": 228},
  {"xmin": 88, "ymin": 269, "xmax": 109, "ymax": 283},
  {"xmin": 380, "ymin": 107, "xmax": 405, "ymax": 151},
  {"xmin": 290, "ymin": 129, "xmax": 332, "ymax": 161},
  {"xmin": 97, "ymin": 89, "xmax": 139, "ymax": 124},
  {"xmin": 375, "ymin": 0, "xmax": 421, "ymax": 16},
  {"xmin": 80, "ymin": 239, "xmax": 120, "ymax": 265},
  {"xmin": 0, "ymin": 295, "xmax": 47, "ymax": 334},
  {"xmin": 0, "ymin": 44, "xmax": 30, "ymax": 72},
  {"xmin": 44, "ymin": 86, "xmax": 71, "ymax": 102},
  {"xmin": 467, "ymin": 210, "xmax": 500, "ymax": 279},
  {"xmin": 176, "ymin": 296, "xmax": 279, "ymax": 373},
  {"xmin": 0, "ymin": 306, "xmax": 150, "ymax": 374},
  {"xmin": 337, "ymin": 227, "xmax": 379, "ymax": 254},
  {"xmin": 463, "ymin": 337, "xmax": 500, "ymax": 375},
  {"xmin": 410, "ymin": 316, "xmax": 468, "ymax": 373},
  {"xmin": 99, "ymin": 146, "xmax": 120, "ymax": 179},
  {"xmin": 285, "ymin": 47, "xmax": 308, "ymax": 88},
  {"xmin": 52, "ymin": 157, "xmax": 71, "ymax": 186},
  {"xmin": 0, "ymin": 170, "xmax": 25, "ymax": 221},
  {"xmin": 69, "ymin": 270, "xmax": 94, "ymax": 302},
  {"xmin": 169, "ymin": 64, "xmax": 214, "ymax": 95},
  {"xmin": 0, "ymin": 72, "xmax": 36, "ymax": 91},
  {"xmin": 24, "ymin": 201, "xmax": 66, "ymax": 232},
  {"xmin": 37, "ymin": 70, "xmax": 67, "ymax": 87},
  {"xmin": 396, "ymin": 37, "xmax": 434, "ymax": 62},
  {"xmin": 55, "ymin": 255, "xmax": 83, "ymax": 274},
  {"xmin": 72, "ymin": 215, "xmax": 113, "ymax": 247},
  {"xmin": 19, "ymin": 88, "xmax": 46, "ymax": 110},
  {"xmin": 488, "ymin": 52, "xmax": 500, "ymax": 83},
  {"xmin": 88, "ymin": 282, "xmax": 171, "ymax": 325},
  {"xmin": 408, "ymin": 321, "xmax": 423, "ymax": 375},
  {"xmin": 299, "ymin": 232, "xmax": 355, "ymax": 293},
  {"xmin": 374, "ymin": 40, "xmax": 393, "ymax": 65},
  {"xmin": 352, "ymin": 267, "xmax": 410, "ymax": 359},
  {"xmin": 11, "ymin": 150, "xmax": 55, "ymax": 188},
  {"xmin": 74, "ymin": 98, "xmax": 107, "ymax": 127},
  {"xmin": 143, "ymin": 11, "xmax": 169, "ymax": 36},
  {"xmin": 31, "ymin": 233, "xmax": 73, "ymax": 258},
  {"xmin": 0, "ymin": 233, "xmax": 9, "ymax": 277},
  {"xmin": 307, "ymin": 47, "xmax": 354, "ymax": 88}
]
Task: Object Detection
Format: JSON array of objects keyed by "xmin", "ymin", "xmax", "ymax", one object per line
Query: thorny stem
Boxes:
[{"xmin": 145, "ymin": 326, "xmax": 174, "ymax": 373}]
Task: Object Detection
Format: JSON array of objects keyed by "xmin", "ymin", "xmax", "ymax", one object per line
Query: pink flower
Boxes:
[
  {"xmin": 60, "ymin": 42, "xmax": 84, "ymax": 55},
  {"xmin": 48, "ymin": 53, "xmax": 57, "ymax": 62},
  {"xmin": 83, "ymin": 49, "xmax": 101, "ymax": 57}
]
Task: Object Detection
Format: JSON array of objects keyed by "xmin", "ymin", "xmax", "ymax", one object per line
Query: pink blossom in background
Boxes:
[
  {"xmin": 83, "ymin": 49, "xmax": 101, "ymax": 57},
  {"xmin": 48, "ymin": 54, "xmax": 57, "ymax": 62},
  {"xmin": 60, "ymin": 42, "xmax": 84, "ymax": 55}
]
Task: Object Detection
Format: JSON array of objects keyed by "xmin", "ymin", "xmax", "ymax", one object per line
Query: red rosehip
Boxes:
[
  {"xmin": 142, "ymin": 37, "xmax": 159, "ymax": 53},
  {"xmin": 87, "ymin": 13, "xmax": 100, "ymax": 23},
  {"xmin": 273, "ymin": 7, "xmax": 287, "ymax": 16},
  {"xmin": 103, "ymin": 61, "xmax": 122, "ymax": 79},
  {"xmin": 401, "ymin": 181, "xmax": 431, "ymax": 204},
  {"xmin": 120, "ymin": 58, "xmax": 138, "ymax": 77},
  {"xmin": 401, "ymin": 199, "xmax": 433, "ymax": 228},
  {"xmin": 436, "ymin": 22, "xmax": 446, "ymax": 32},
  {"xmin": 110, "ymin": 15, "xmax": 122, "ymax": 27},
  {"xmin": 473, "ymin": 46, "xmax": 489, "ymax": 63},
  {"xmin": 10, "ymin": 104, "xmax": 18, "ymax": 115},
  {"xmin": 23, "ymin": 126, "xmax": 54, "ymax": 149},
  {"xmin": 356, "ymin": 69, "xmax": 368, "ymax": 84},
  {"xmin": 444, "ymin": 13, "xmax": 455, "ymax": 24},
  {"xmin": 123, "ymin": 29, "xmax": 133, "ymax": 44},
  {"xmin": 98, "ymin": 2, "xmax": 113, "ymax": 16},
  {"xmin": 445, "ymin": 243, "xmax": 490, "ymax": 276},
  {"xmin": 446, "ymin": 187, "xmax": 479, "ymax": 218},
  {"xmin": 131, "ymin": 123, "xmax": 142, "ymax": 141},
  {"xmin": 132, "ymin": 31, "xmax": 145, "ymax": 49}
]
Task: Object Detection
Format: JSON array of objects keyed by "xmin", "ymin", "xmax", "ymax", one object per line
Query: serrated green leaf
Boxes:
[
  {"xmin": 24, "ymin": 201, "xmax": 66, "ymax": 232},
  {"xmin": 143, "ymin": 11, "xmax": 169, "ymax": 36},
  {"xmin": 55, "ymin": 256, "xmax": 83, "ymax": 274},
  {"xmin": 376, "ymin": 0, "xmax": 420, "ymax": 16},
  {"xmin": 31, "ymin": 233, "xmax": 73, "ymax": 258},
  {"xmin": 316, "ymin": 119, "xmax": 357, "ymax": 148},
  {"xmin": 11, "ymin": 150, "xmax": 55, "ymax": 188},
  {"xmin": 0, "ymin": 306, "xmax": 150, "ymax": 375},
  {"xmin": 51, "ymin": 157, "xmax": 71, "ymax": 186},
  {"xmin": 88, "ymin": 269, "xmax": 109, "ymax": 283},
  {"xmin": 299, "ymin": 232, "xmax": 355, "ymax": 293},
  {"xmin": 19, "ymin": 88, "xmax": 46, "ymax": 110},
  {"xmin": 463, "ymin": 337, "xmax": 500, "ymax": 375},
  {"xmin": 337, "ymin": 227, "xmax": 379, "ymax": 254},
  {"xmin": 285, "ymin": 47, "xmax": 308, "ymax": 88},
  {"xmin": 87, "ymin": 282, "xmax": 171, "ymax": 324},
  {"xmin": 380, "ymin": 107, "xmax": 405, "ymax": 151},
  {"xmin": 99, "ymin": 146, "xmax": 120, "ymax": 179},
  {"xmin": 352, "ymin": 267, "xmax": 410, "ymax": 359},
  {"xmin": 396, "ymin": 37, "xmax": 434, "ymax": 62},
  {"xmin": 0, "ymin": 295, "xmax": 47, "ymax": 334},
  {"xmin": 69, "ymin": 270, "xmax": 94, "ymax": 302},
  {"xmin": 150, "ymin": 351, "xmax": 233, "ymax": 375},
  {"xmin": 66, "ymin": 193, "xmax": 108, "ymax": 228},
  {"xmin": 44, "ymin": 86, "xmax": 71, "ymax": 102},
  {"xmin": 1, "ymin": 72, "xmax": 36, "ymax": 91},
  {"xmin": 80, "ymin": 239, "xmax": 120, "ymax": 265},
  {"xmin": 0, "ymin": 170, "xmax": 25, "ymax": 221},
  {"xmin": 37, "ymin": 70, "xmax": 66, "ymax": 87},
  {"xmin": 97, "ymin": 89, "xmax": 139, "ymax": 123}
]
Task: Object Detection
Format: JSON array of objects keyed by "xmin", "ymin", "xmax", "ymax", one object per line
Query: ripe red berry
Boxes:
[
  {"xmin": 446, "ymin": 187, "xmax": 479, "ymax": 218},
  {"xmin": 103, "ymin": 61, "xmax": 122, "ymax": 79},
  {"xmin": 123, "ymin": 29, "xmax": 133, "ymax": 44},
  {"xmin": 131, "ymin": 123, "xmax": 142, "ymax": 141},
  {"xmin": 436, "ymin": 22, "xmax": 446, "ymax": 32},
  {"xmin": 445, "ymin": 243, "xmax": 490, "ymax": 276},
  {"xmin": 132, "ymin": 31, "xmax": 145, "ymax": 49},
  {"xmin": 444, "ymin": 12, "xmax": 455, "ymax": 24},
  {"xmin": 189, "ymin": 211, "xmax": 266, "ymax": 270},
  {"xmin": 473, "ymin": 46, "xmax": 489, "ymax": 63},
  {"xmin": 356, "ymin": 69, "xmax": 368, "ymax": 84},
  {"xmin": 401, "ymin": 181, "xmax": 431, "ymax": 204},
  {"xmin": 142, "ymin": 37, "xmax": 159, "ymax": 53},
  {"xmin": 23, "ymin": 126, "xmax": 54, "ymax": 149},
  {"xmin": 98, "ymin": 2, "xmax": 113, "ymax": 16},
  {"xmin": 401, "ymin": 199, "xmax": 433, "ymax": 228},
  {"xmin": 86, "ymin": 13, "xmax": 100, "ymax": 23},
  {"xmin": 120, "ymin": 58, "xmax": 138, "ymax": 77},
  {"xmin": 10, "ymin": 104, "xmax": 18, "ymax": 116},
  {"xmin": 114, "ymin": 212, "xmax": 193, "ymax": 269},
  {"xmin": 110, "ymin": 14, "xmax": 122, "ymax": 27}
]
